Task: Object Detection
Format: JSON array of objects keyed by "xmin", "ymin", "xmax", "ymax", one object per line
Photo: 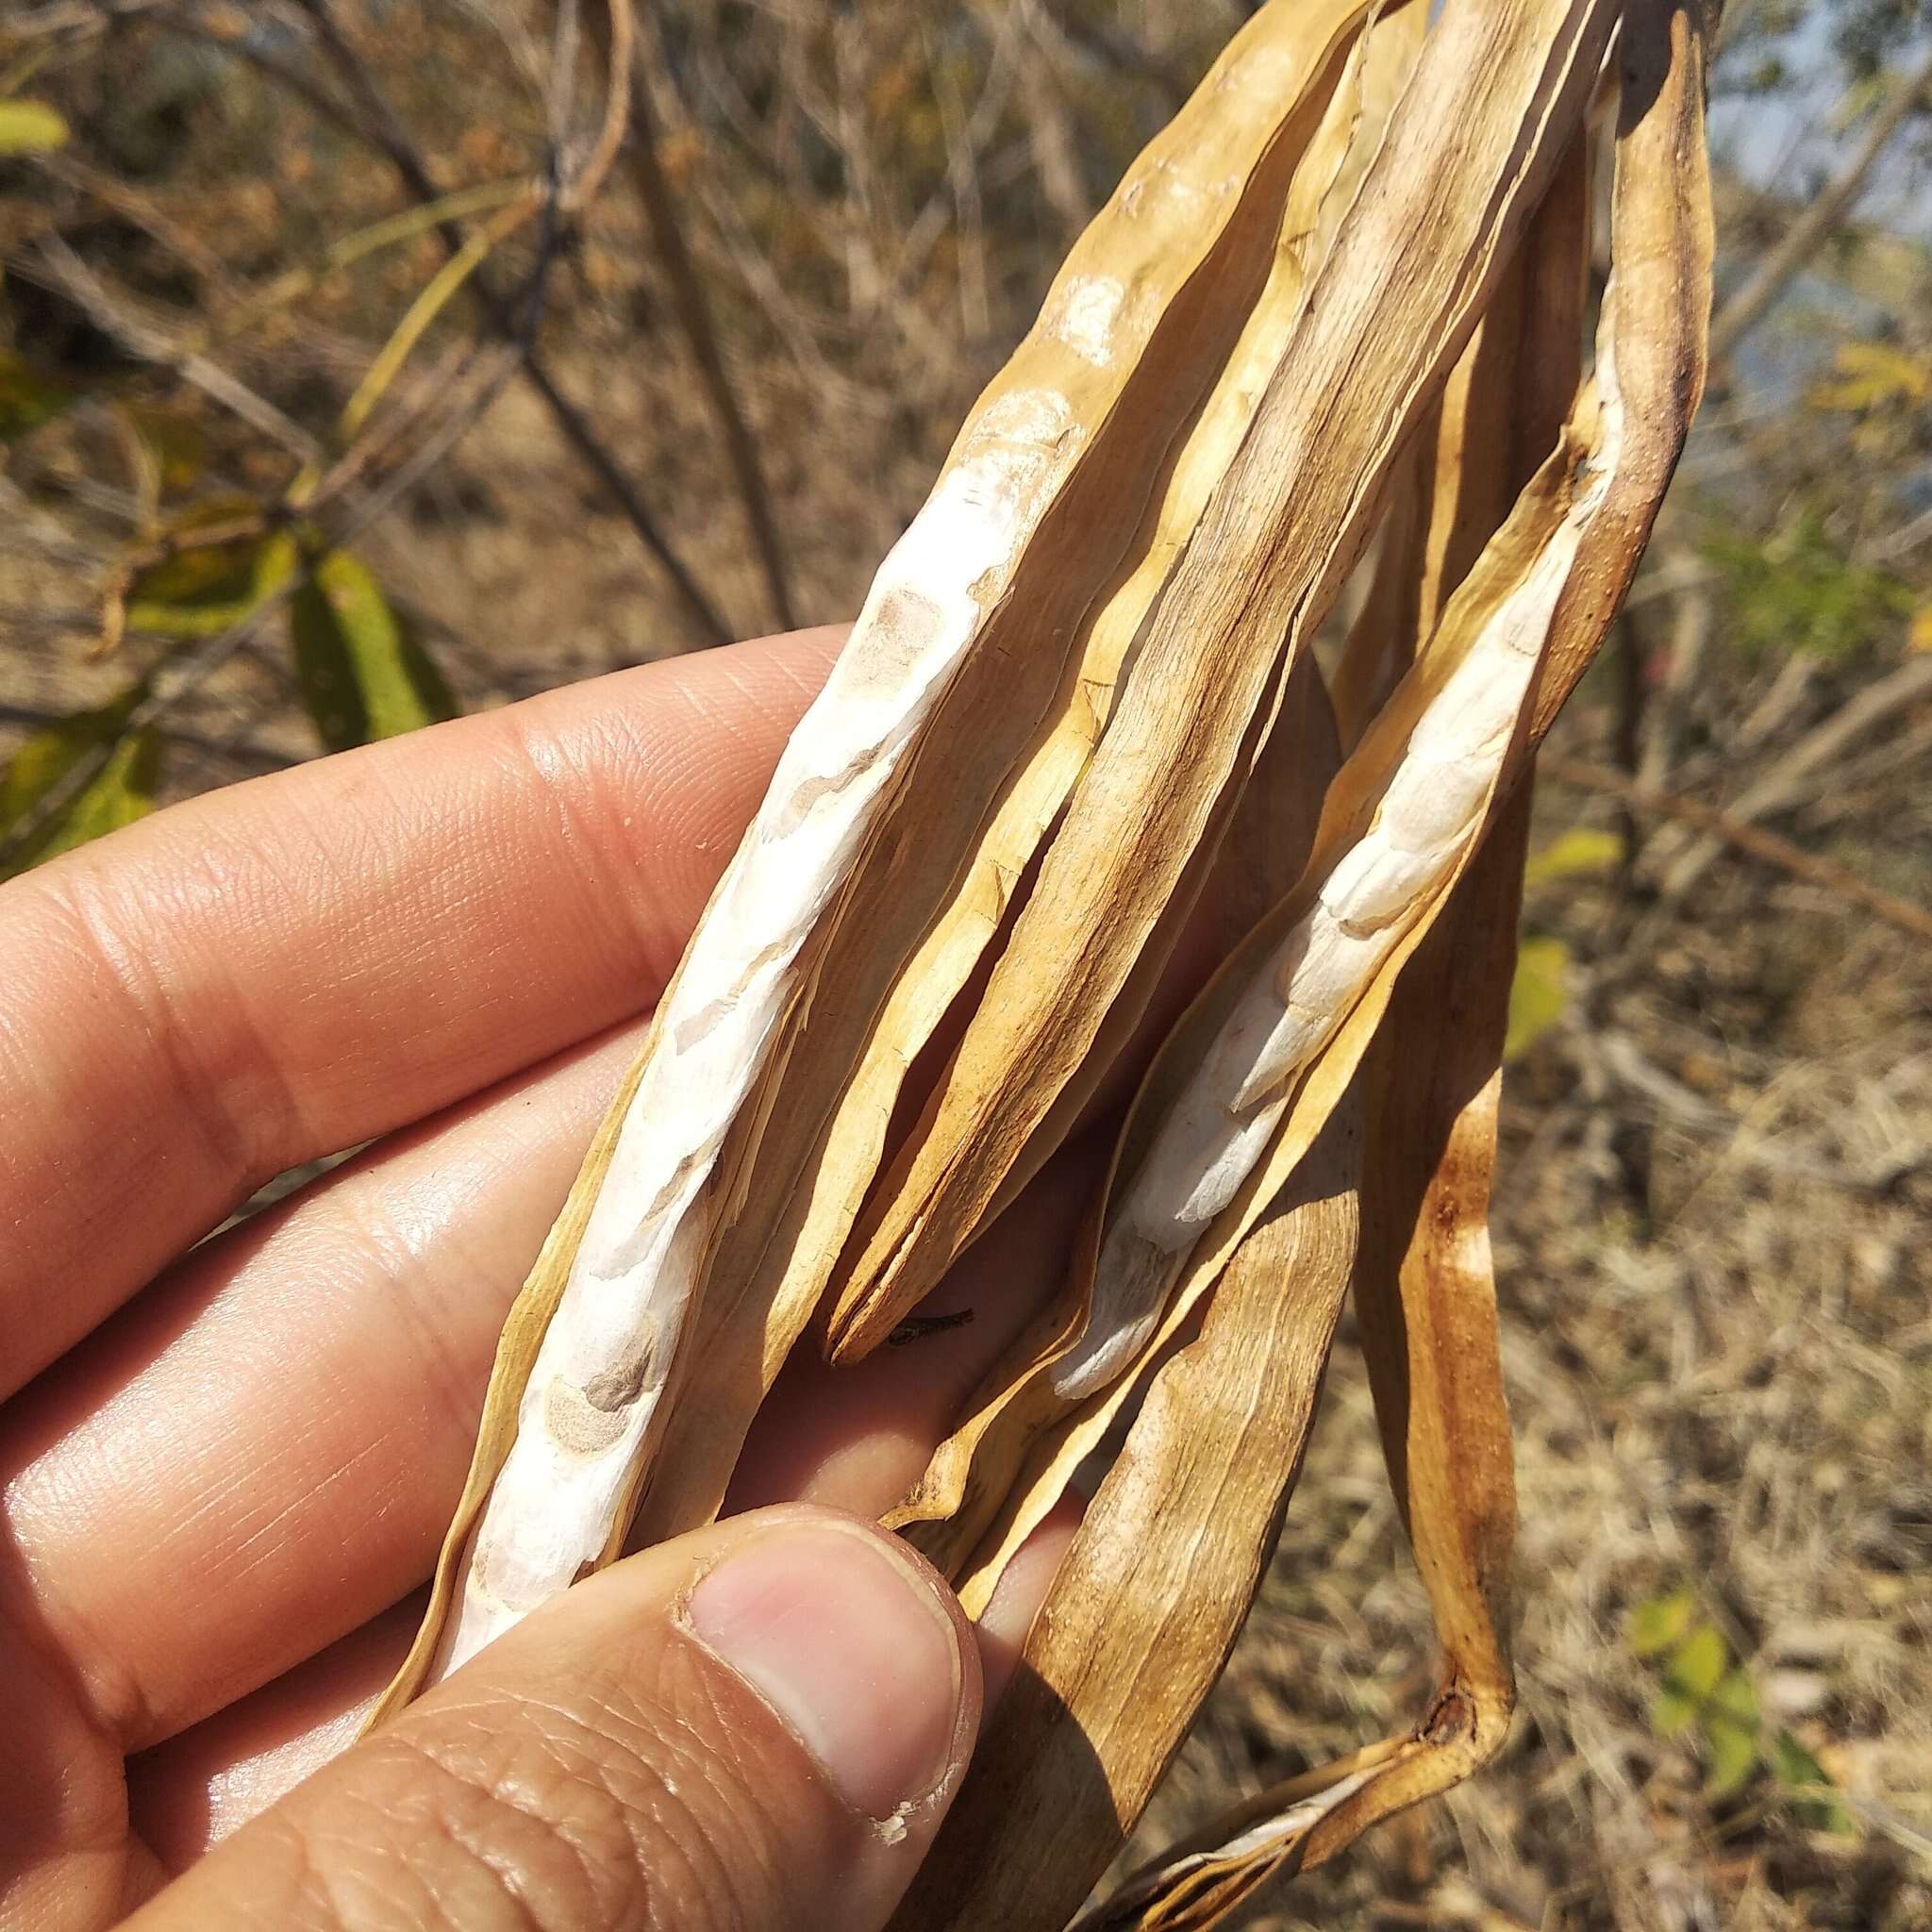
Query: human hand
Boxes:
[{"xmin": 0, "ymin": 625, "xmax": 1080, "ymax": 1932}]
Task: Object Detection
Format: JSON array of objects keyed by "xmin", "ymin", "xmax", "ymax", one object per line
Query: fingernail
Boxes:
[{"xmin": 686, "ymin": 1519, "xmax": 967, "ymax": 1824}]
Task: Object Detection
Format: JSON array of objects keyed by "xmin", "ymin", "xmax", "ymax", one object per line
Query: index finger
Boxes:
[{"xmin": 0, "ymin": 625, "xmax": 844, "ymax": 1398}]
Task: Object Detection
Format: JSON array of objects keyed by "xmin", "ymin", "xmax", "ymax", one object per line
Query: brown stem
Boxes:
[
  {"xmin": 1653, "ymin": 651, "xmax": 1932, "ymax": 904},
  {"xmin": 1708, "ymin": 42, "xmax": 1932, "ymax": 368},
  {"xmin": 604, "ymin": 19, "xmax": 798, "ymax": 630},
  {"xmin": 1548, "ymin": 755, "xmax": 1932, "ymax": 942},
  {"xmin": 284, "ymin": 0, "xmax": 732, "ymax": 644}
]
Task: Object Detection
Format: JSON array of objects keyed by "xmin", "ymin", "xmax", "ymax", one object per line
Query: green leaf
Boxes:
[
  {"xmin": 1807, "ymin": 340, "xmax": 1932, "ymax": 414},
  {"xmin": 291, "ymin": 550, "xmax": 457, "ymax": 752},
  {"xmin": 0, "ymin": 99, "xmax": 69, "ymax": 156},
  {"xmin": 1770, "ymin": 1729, "xmax": 1855, "ymax": 1835},
  {"xmin": 1525, "ymin": 825, "xmax": 1624, "ymax": 888},
  {"xmin": 125, "ymin": 504, "xmax": 293, "ymax": 637},
  {"xmin": 1769, "ymin": 1728, "xmax": 1829, "ymax": 1791},
  {"xmin": 1628, "ymin": 1586, "xmax": 1702, "ymax": 1659},
  {"xmin": 1, "ymin": 690, "xmax": 161, "ymax": 878},
  {"xmin": 1706, "ymin": 1709, "xmax": 1761, "ymax": 1798},
  {"xmin": 1664, "ymin": 1622, "xmax": 1730, "ymax": 1701},
  {"xmin": 1505, "ymin": 934, "xmax": 1570, "ymax": 1061},
  {"xmin": 127, "ymin": 406, "xmax": 208, "ymax": 498},
  {"xmin": 1704, "ymin": 513, "xmax": 1915, "ymax": 663},
  {"xmin": 0, "ymin": 347, "xmax": 74, "ymax": 441},
  {"xmin": 1652, "ymin": 1688, "xmax": 1700, "ymax": 1740},
  {"xmin": 1711, "ymin": 1666, "xmax": 1758, "ymax": 1728}
]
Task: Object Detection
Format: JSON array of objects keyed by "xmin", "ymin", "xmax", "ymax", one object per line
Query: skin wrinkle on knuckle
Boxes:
[
  {"xmin": 398, "ymin": 1665, "xmax": 775, "ymax": 1932},
  {"xmin": 0, "ymin": 1503, "xmax": 163, "ymax": 1753},
  {"xmin": 311, "ymin": 1190, "xmax": 491, "ymax": 1456},
  {"xmin": 491, "ymin": 707, "xmax": 686, "ymax": 1002},
  {"xmin": 553, "ymin": 1656, "xmax": 779, "ymax": 1930},
  {"xmin": 343, "ymin": 1724, "xmax": 638, "ymax": 1932},
  {"xmin": 42, "ymin": 860, "xmax": 301, "ymax": 1199}
]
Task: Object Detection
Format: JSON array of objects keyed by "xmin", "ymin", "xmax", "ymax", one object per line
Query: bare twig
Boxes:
[
  {"xmin": 1548, "ymin": 756, "xmax": 1932, "ymax": 943},
  {"xmin": 0, "ymin": 341, "xmax": 525, "ymax": 873},
  {"xmin": 1867, "ymin": 498, "xmax": 1932, "ymax": 566},
  {"xmin": 561, "ymin": 0, "xmax": 630, "ymax": 213},
  {"xmin": 21, "ymin": 235, "xmax": 325, "ymax": 466},
  {"xmin": 0, "ymin": 698, "xmax": 298, "ymax": 774},
  {"xmin": 282, "ymin": 0, "xmax": 730, "ymax": 642},
  {"xmin": 1636, "ymin": 567, "xmax": 1712, "ymax": 792},
  {"xmin": 1708, "ymin": 43, "xmax": 1932, "ymax": 368},
  {"xmin": 1008, "ymin": 0, "xmax": 1091, "ymax": 236},
  {"xmin": 3, "ymin": 0, "xmax": 171, "ymax": 40},
  {"xmin": 588, "ymin": 2, "xmax": 797, "ymax": 630},
  {"xmin": 1652, "ymin": 652, "xmax": 1932, "ymax": 904}
]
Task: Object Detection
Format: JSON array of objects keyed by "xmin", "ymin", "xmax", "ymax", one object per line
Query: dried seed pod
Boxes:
[
  {"xmin": 377, "ymin": 8, "xmax": 1719, "ymax": 1928},
  {"xmin": 826, "ymin": 0, "xmax": 1619, "ymax": 1358},
  {"xmin": 375, "ymin": 0, "xmax": 1389, "ymax": 1710}
]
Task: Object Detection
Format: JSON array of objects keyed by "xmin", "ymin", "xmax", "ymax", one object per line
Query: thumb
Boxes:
[{"xmin": 130, "ymin": 1505, "xmax": 980, "ymax": 1932}]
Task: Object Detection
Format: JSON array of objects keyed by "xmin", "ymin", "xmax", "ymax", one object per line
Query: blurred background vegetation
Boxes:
[{"xmin": 2, "ymin": 2, "xmax": 1929, "ymax": 1927}]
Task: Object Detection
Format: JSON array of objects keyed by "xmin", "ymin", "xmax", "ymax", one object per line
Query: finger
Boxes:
[
  {"xmin": 0, "ymin": 624, "xmax": 844, "ymax": 1398},
  {"xmin": 724, "ymin": 1127, "xmax": 1110, "ymax": 1519},
  {"xmin": 2, "ymin": 1024, "xmax": 1054, "ymax": 1753},
  {"xmin": 0, "ymin": 1022, "xmax": 647, "ymax": 1752},
  {"xmin": 127, "ymin": 1507, "xmax": 978, "ymax": 1932},
  {"xmin": 975, "ymin": 1498, "xmax": 1083, "ymax": 1709},
  {"xmin": 128, "ymin": 1502, "xmax": 1081, "ymax": 1881},
  {"xmin": 9, "ymin": 758, "xmax": 1208, "ymax": 1757},
  {"xmin": 127, "ymin": 1602, "xmax": 421, "ymax": 1882}
]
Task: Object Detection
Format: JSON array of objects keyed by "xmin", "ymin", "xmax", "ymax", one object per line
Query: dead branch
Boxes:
[
  {"xmin": 0, "ymin": 340, "xmax": 525, "ymax": 874},
  {"xmin": 1548, "ymin": 755, "xmax": 1932, "ymax": 943},
  {"xmin": 1708, "ymin": 42, "xmax": 1932, "ymax": 367},
  {"xmin": 586, "ymin": 2, "xmax": 797, "ymax": 631},
  {"xmin": 280, "ymin": 0, "xmax": 731, "ymax": 644},
  {"xmin": 1651, "ymin": 652, "xmax": 1932, "ymax": 904},
  {"xmin": 21, "ymin": 235, "xmax": 325, "ymax": 466}
]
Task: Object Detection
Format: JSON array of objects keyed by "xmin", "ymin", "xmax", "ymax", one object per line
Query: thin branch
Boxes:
[
  {"xmin": 1008, "ymin": 0, "xmax": 1091, "ymax": 238},
  {"xmin": 0, "ymin": 698, "xmax": 298, "ymax": 773},
  {"xmin": 281, "ymin": 0, "xmax": 730, "ymax": 642},
  {"xmin": 0, "ymin": 342, "xmax": 525, "ymax": 873},
  {"xmin": 564, "ymin": 0, "xmax": 629, "ymax": 213},
  {"xmin": 1547, "ymin": 755, "xmax": 1932, "ymax": 943},
  {"xmin": 22, "ymin": 235, "xmax": 325, "ymax": 466},
  {"xmin": 585, "ymin": 1, "xmax": 793, "ymax": 629},
  {"xmin": 1708, "ymin": 43, "xmax": 1932, "ymax": 367},
  {"xmin": 1653, "ymin": 651, "xmax": 1932, "ymax": 904}
]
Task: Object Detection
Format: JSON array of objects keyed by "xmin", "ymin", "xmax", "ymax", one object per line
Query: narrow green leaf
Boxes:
[
  {"xmin": 291, "ymin": 550, "xmax": 458, "ymax": 753},
  {"xmin": 1524, "ymin": 824, "xmax": 1624, "ymax": 887},
  {"xmin": 1505, "ymin": 934, "xmax": 1570, "ymax": 1061},
  {"xmin": 0, "ymin": 99, "xmax": 69, "ymax": 156},
  {"xmin": 1, "ymin": 690, "xmax": 162, "ymax": 878},
  {"xmin": 127, "ymin": 407, "xmax": 208, "ymax": 497},
  {"xmin": 1770, "ymin": 1729, "xmax": 1854, "ymax": 1835},
  {"xmin": 125, "ymin": 504, "xmax": 294, "ymax": 637},
  {"xmin": 1652, "ymin": 1688, "xmax": 1699, "ymax": 1740},
  {"xmin": 1711, "ymin": 1666, "xmax": 1758, "ymax": 1728},
  {"xmin": 1705, "ymin": 1710, "xmax": 1760, "ymax": 1798}
]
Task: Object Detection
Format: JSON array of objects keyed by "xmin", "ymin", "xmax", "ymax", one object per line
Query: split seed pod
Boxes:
[{"xmin": 375, "ymin": 3, "xmax": 1717, "ymax": 1926}]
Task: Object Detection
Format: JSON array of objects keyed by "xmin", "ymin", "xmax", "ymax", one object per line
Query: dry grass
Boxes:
[{"xmin": 1126, "ymin": 818, "xmax": 1932, "ymax": 1930}]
